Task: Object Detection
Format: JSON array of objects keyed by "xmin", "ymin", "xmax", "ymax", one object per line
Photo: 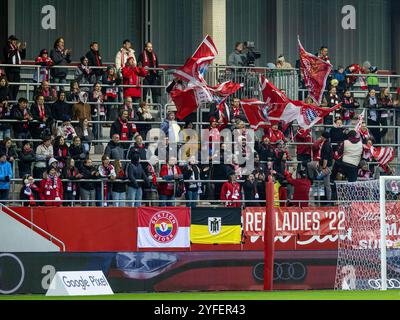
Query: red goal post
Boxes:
[{"xmin": 264, "ymin": 175, "xmax": 275, "ymax": 291}]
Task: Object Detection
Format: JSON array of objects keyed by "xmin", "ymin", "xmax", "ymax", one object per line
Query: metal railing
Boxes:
[{"xmin": 0, "ymin": 203, "xmax": 66, "ymax": 251}]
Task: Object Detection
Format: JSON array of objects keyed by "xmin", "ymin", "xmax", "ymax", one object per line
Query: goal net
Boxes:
[{"xmin": 335, "ymin": 177, "xmax": 400, "ymax": 291}]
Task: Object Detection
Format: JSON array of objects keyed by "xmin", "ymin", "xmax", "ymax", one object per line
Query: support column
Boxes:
[
  {"xmin": 391, "ymin": 0, "xmax": 400, "ymax": 73},
  {"xmin": 203, "ymin": 0, "xmax": 226, "ymax": 65}
]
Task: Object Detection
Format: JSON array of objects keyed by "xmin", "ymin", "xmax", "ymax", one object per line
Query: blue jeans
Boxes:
[
  {"xmin": 186, "ymin": 190, "xmax": 198, "ymax": 208},
  {"xmin": 0, "ymin": 129, "xmax": 11, "ymax": 141},
  {"xmin": 159, "ymin": 195, "xmax": 175, "ymax": 207},
  {"xmin": 112, "ymin": 192, "xmax": 126, "ymax": 207},
  {"xmin": 127, "ymin": 186, "xmax": 143, "ymax": 207}
]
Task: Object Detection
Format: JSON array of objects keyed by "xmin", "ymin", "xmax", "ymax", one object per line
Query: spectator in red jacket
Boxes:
[
  {"xmin": 285, "ymin": 170, "xmax": 311, "ymax": 208},
  {"xmin": 121, "ymin": 57, "xmax": 147, "ymax": 103},
  {"xmin": 39, "ymin": 166, "xmax": 63, "ymax": 206},
  {"xmin": 34, "ymin": 49, "xmax": 54, "ymax": 83},
  {"xmin": 294, "ymin": 128, "xmax": 312, "ymax": 172},
  {"xmin": 158, "ymin": 157, "xmax": 183, "ymax": 207},
  {"xmin": 220, "ymin": 172, "xmax": 241, "ymax": 207},
  {"xmin": 263, "ymin": 123, "xmax": 286, "ymax": 149}
]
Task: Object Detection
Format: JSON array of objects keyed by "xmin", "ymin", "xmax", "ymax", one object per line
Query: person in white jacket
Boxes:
[{"xmin": 115, "ymin": 40, "xmax": 136, "ymax": 72}]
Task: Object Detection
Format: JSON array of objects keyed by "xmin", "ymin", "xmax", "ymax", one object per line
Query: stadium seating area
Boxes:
[{"xmin": 1, "ymin": 36, "xmax": 400, "ymax": 208}]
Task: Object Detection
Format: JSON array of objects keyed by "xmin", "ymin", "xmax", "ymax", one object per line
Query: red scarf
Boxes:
[
  {"xmin": 66, "ymin": 167, "xmax": 79, "ymax": 194},
  {"xmin": 148, "ymin": 164, "xmax": 157, "ymax": 186},
  {"xmin": 142, "ymin": 50, "xmax": 157, "ymax": 68},
  {"xmin": 24, "ymin": 183, "xmax": 39, "ymax": 206},
  {"xmin": 44, "ymin": 175, "xmax": 60, "ymax": 199},
  {"xmin": 119, "ymin": 118, "xmax": 129, "ymax": 141},
  {"xmin": 38, "ymin": 104, "xmax": 45, "ymax": 121}
]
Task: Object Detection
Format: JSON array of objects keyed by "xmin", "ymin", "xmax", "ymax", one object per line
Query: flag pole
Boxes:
[{"xmin": 264, "ymin": 175, "xmax": 275, "ymax": 291}]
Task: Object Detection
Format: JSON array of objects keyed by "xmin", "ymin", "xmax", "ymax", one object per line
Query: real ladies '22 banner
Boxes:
[{"xmin": 242, "ymin": 207, "xmax": 345, "ymax": 237}]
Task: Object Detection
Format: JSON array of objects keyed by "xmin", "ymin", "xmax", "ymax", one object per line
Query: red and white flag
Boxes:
[
  {"xmin": 298, "ymin": 37, "xmax": 332, "ymax": 105},
  {"xmin": 250, "ymin": 75, "xmax": 341, "ymax": 130},
  {"xmin": 370, "ymin": 146, "xmax": 395, "ymax": 169},
  {"xmin": 173, "ymin": 35, "xmax": 218, "ymax": 86},
  {"xmin": 137, "ymin": 207, "xmax": 191, "ymax": 248},
  {"xmin": 240, "ymin": 99, "xmax": 270, "ymax": 129},
  {"xmin": 170, "ymin": 86, "xmax": 213, "ymax": 120}
]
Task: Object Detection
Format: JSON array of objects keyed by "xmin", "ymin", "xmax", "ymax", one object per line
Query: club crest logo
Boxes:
[
  {"xmin": 301, "ymin": 107, "xmax": 319, "ymax": 126},
  {"xmin": 208, "ymin": 217, "xmax": 222, "ymax": 235},
  {"xmin": 150, "ymin": 211, "xmax": 178, "ymax": 243}
]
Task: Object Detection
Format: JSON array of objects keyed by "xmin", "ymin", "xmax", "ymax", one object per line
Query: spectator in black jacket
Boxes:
[
  {"xmin": 10, "ymin": 98, "xmax": 32, "ymax": 146},
  {"xmin": 75, "ymin": 118, "xmax": 94, "ymax": 154},
  {"xmin": 62, "ymin": 157, "xmax": 82, "ymax": 206},
  {"xmin": 69, "ymin": 136, "xmax": 88, "ymax": 168},
  {"xmin": 330, "ymin": 118, "xmax": 347, "ymax": 152},
  {"xmin": 102, "ymin": 66, "xmax": 121, "ymax": 122},
  {"xmin": 126, "ymin": 134, "xmax": 147, "ymax": 166},
  {"xmin": 307, "ymin": 131, "xmax": 333, "ymax": 203},
  {"xmin": 242, "ymin": 174, "xmax": 260, "ymax": 207},
  {"xmin": 126, "ymin": 153, "xmax": 149, "ymax": 207},
  {"xmin": 138, "ymin": 42, "xmax": 161, "ymax": 104},
  {"xmin": 52, "ymin": 91, "xmax": 71, "ymax": 121},
  {"xmin": 0, "ymin": 77, "xmax": 12, "ymax": 140},
  {"xmin": 104, "ymin": 134, "xmax": 125, "ymax": 161},
  {"xmin": 86, "ymin": 42, "xmax": 103, "ymax": 82},
  {"xmin": 18, "ymin": 140, "xmax": 35, "ymax": 177},
  {"xmin": 0, "ymin": 137, "xmax": 17, "ymax": 165},
  {"xmin": 53, "ymin": 136, "xmax": 69, "ymax": 169},
  {"xmin": 181, "ymin": 156, "xmax": 201, "ymax": 208},
  {"xmin": 110, "ymin": 110, "xmax": 133, "ymax": 147},
  {"xmin": 364, "ymin": 89, "xmax": 380, "ymax": 143},
  {"xmin": 30, "ymin": 95, "xmax": 52, "ymax": 140},
  {"xmin": 75, "ymin": 56, "xmax": 94, "ymax": 90},
  {"xmin": 3, "ymin": 35, "xmax": 26, "ymax": 100},
  {"xmin": 78, "ymin": 158, "xmax": 99, "ymax": 206},
  {"xmin": 50, "ymin": 37, "xmax": 72, "ymax": 87}
]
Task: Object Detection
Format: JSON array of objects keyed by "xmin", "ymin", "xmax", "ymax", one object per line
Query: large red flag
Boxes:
[
  {"xmin": 173, "ymin": 35, "xmax": 218, "ymax": 85},
  {"xmin": 240, "ymin": 99, "xmax": 270, "ymax": 130},
  {"xmin": 170, "ymin": 86, "xmax": 213, "ymax": 120},
  {"xmin": 244, "ymin": 76, "xmax": 341, "ymax": 130},
  {"xmin": 298, "ymin": 37, "xmax": 332, "ymax": 105}
]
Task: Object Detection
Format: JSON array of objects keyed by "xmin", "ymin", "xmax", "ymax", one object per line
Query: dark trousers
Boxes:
[
  {"xmin": 0, "ymin": 189, "xmax": 10, "ymax": 204},
  {"xmin": 6, "ymin": 72, "xmax": 20, "ymax": 100},
  {"xmin": 341, "ymin": 162, "xmax": 359, "ymax": 182}
]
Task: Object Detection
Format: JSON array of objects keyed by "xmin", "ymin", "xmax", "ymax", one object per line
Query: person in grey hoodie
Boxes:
[{"xmin": 126, "ymin": 153, "xmax": 149, "ymax": 207}]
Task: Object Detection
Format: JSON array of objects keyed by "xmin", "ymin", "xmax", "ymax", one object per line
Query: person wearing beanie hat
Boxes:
[
  {"xmin": 121, "ymin": 55, "xmax": 147, "ymax": 103},
  {"xmin": 34, "ymin": 49, "xmax": 54, "ymax": 82}
]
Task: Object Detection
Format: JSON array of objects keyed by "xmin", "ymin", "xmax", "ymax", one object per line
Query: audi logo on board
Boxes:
[
  {"xmin": 368, "ymin": 278, "xmax": 400, "ymax": 290},
  {"xmin": 252, "ymin": 262, "xmax": 307, "ymax": 283}
]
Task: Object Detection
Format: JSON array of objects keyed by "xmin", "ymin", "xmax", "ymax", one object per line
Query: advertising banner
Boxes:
[{"xmin": 137, "ymin": 207, "xmax": 191, "ymax": 248}]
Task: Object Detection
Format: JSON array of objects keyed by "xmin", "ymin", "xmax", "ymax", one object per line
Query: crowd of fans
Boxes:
[{"xmin": 0, "ymin": 36, "xmax": 398, "ymax": 208}]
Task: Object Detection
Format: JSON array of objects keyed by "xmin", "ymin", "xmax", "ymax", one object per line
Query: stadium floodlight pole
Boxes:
[
  {"xmin": 379, "ymin": 176, "xmax": 387, "ymax": 291},
  {"xmin": 264, "ymin": 175, "xmax": 275, "ymax": 291}
]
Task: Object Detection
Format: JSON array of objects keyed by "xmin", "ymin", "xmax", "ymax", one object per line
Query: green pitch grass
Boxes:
[{"xmin": 1, "ymin": 290, "xmax": 400, "ymax": 300}]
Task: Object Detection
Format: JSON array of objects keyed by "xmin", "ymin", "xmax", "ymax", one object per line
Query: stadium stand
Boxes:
[{"xmin": 0, "ymin": 35, "xmax": 400, "ymax": 209}]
